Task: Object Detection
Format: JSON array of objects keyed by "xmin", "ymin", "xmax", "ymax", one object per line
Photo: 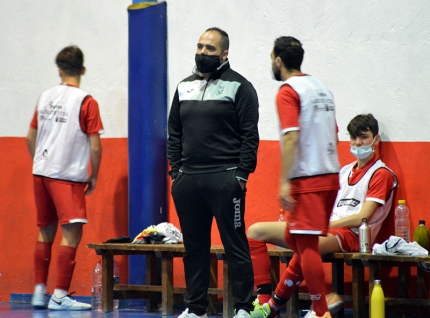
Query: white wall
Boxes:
[
  {"xmin": 1, "ymin": 0, "xmax": 429, "ymax": 141},
  {"xmin": 0, "ymin": 0, "xmax": 130, "ymax": 138}
]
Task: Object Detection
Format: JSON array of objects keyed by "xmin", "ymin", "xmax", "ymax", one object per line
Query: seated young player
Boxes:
[{"xmin": 249, "ymin": 114, "xmax": 398, "ymax": 318}]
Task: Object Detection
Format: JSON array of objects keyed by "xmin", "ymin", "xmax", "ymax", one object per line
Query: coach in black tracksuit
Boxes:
[{"xmin": 168, "ymin": 27, "xmax": 259, "ymax": 318}]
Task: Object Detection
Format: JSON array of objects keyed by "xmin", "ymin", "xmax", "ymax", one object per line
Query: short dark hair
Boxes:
[
  {"xmin": 206, "ymin": 27, "xmax": 229, "ymax": 51},
  {"xmin": 55, "ymin": 46, "xmax": 84, "ymax": 76},
  {"xmin": 347, "ymin": 114, "xmax": 379, "ymax": 138},
  {"xmin": 273, "ymin": 36, "xmax": 304, "ymax": 71}
]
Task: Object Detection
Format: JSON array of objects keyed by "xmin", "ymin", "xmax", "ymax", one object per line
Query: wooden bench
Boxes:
[
  {"xmin": 86, "ymin": 243, "xmax": 300, "ymax": 316},
  {"xmin": 338, "ymin": 252, "xmax": 430, "ymax": 318},
  {"xmin": 87, "ymin": 243, "xmax": 227, "ymax": 315},
  {"xmin": 87, "ymin": 243, "xmax": 430, "ymax": 318}
]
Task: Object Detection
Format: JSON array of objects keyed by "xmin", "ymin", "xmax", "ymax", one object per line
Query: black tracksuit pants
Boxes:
[{"xmin": 171, "ymin": 169, "xmax": 254, "ymax": 315}]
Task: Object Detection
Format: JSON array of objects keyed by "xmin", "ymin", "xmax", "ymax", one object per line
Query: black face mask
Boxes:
[{"xmin": 195, "ymin": 54, "xmax": 221, "ymax": 73}]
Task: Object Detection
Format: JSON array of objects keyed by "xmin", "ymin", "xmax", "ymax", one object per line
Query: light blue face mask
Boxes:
[{"xmin": 350, "ymin": 137, "xmax": 376, "ymax": 160}]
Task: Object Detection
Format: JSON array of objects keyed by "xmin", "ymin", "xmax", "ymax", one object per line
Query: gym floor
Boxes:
[
  {"xmin": 0, "ymin": 302, "xmax": 319, "ymax": 318},
  {"xmin": 1, "ymin": 302, "xmax": 218, "ymax": 318}
]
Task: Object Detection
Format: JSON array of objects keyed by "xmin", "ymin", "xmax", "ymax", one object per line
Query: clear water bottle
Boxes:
[
  {"xmin": 276, "ymin": 209, "xmax": 286, "ymax": 249},
  {"xmin": 359, "ymin": 218, "xmax": 371, "ymax": 253},
  {"xmin": 113, "ymin": 259, "xmax": 120, "ymax": 309},
  {"xmin": 91, "ymin": 261, "xmax": 102, "ymax": 311},
  {"xmin": 395, "ymin": 200, "xmax": 410, "ymax": 242},
  {"xmin": 278, "ymin": 208, "xmax": 285, "ymax": 222},
  {"xmin": 370, "ymin": 279, "xmax": 385, "ymax": 318}
]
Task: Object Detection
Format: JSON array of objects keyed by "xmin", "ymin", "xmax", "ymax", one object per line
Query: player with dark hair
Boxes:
[{"xmin": 27, "ymin": 45, "xmax": 103, "ymax": 311}]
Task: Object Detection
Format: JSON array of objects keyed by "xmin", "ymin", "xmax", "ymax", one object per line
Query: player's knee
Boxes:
[
  {"xmin": 247, "ymin": 222, "xmax": 265, "ymax": 240},
  {"xmin": 61, "ymin": 223, "xmax": 83, "ymax": 247}
]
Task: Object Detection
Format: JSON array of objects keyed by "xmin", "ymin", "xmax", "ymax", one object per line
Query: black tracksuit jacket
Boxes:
[{"xmin": 167, "ymin": 61, "xmax": 259, "ymax": 180}]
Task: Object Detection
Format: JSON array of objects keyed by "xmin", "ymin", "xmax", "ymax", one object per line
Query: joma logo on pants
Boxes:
[{"xmin": 233, "ymin": 198, "xmax": 241, "ymax": 229}]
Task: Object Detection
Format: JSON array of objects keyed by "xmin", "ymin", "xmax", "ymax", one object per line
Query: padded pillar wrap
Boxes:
[{"xmin": 128, "ymin": 1, "xmax": 167, "ymax": 285}]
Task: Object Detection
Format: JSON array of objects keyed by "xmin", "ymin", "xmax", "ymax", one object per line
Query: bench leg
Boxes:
[
  {"xmin": 398, "ymin": 264, "xmax": 411, "ymax": 299},
  {"xmin": 332, "ymin": 260, "xmax": 344, "ymax": 318},
  {"xmin": 208, "ymin": 254, "xmax": 218, "ymax": 315},
  {"xmin": 417, "ymin": 266, "xmax": 430, "ymax": 317},
  {"xmin": 161, "ymin": 255, "xmax": 174, "ymax": 315},
  {"xmin": 101, "ymin": 252, "xmax": 114, "ymax": 312},
  {"xmin": 145, "ymin": 254, "xmax": 158, "ymax": 312},
  {"xmin": 287, "ymin": 290, "xmax": 300, "ymax": 318},
  {"xmin": 351, "ymin": 259, "xmax": 365, "ymax": 318},
  {"xmin": 270, "ymin": 256, "xmax": 280, "ymax": 286},
  {"xmin": 223, "ymin": 260, "xmax": 234, "ymax": 317}
]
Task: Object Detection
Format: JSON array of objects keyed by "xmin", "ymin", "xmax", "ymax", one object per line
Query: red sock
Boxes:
[
  {"xmin": 267, "ymin": 298, "xmax": 281, "ymax": 318},
  {"xmin": 295, "ymin": 235, "xmax": 328, "ymax": 316},
  {"xmin": 248, "ymin": 238, "xmax": 271, "ymax": 287},
  {"xmin": 34, "ymin": 241, "xmax": 53, "ymax": 285},
  {"xmin": 274, "ymin": 253, "xmax": 303, "ymax": 299},
  {"xmin": 276, "ymin": 232, "xmax": 328, "ymax": 316},
  {"xmin": 274, "ymin": 232, "xmax": 303, "ymax": 298},
  {"xmin": 257, "ymin": 293, "xmax": 272, "ymax": 305},
  {"xmin": 56, "ymin": 245, "xmax": 77, "ymax": 291}
]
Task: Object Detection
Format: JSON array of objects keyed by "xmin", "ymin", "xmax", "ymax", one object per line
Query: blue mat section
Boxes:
[{"xmin": 128, "ymin": 1, "xmax": 168, "ymax": 285}]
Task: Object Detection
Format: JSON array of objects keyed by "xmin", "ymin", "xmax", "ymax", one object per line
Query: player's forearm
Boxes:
[
  {"xmin": 329, "ymin": 215, "xmax": 363, "ymax": 229},
  {"xmin": 280, "ymin": 131, "xmax": 299, "ymax": 182},
  {"xmin": 26, "ymin": 128, "xmax": 37, "ymax": 159},
  {"xmin": 89, "ymin": 135, "xmax": 102, "ymax": 178}
]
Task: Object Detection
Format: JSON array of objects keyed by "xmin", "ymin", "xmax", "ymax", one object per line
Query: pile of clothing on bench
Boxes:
[{"xmin": 132, "ymin": 222, "xmax": 183, "ymax": 244}]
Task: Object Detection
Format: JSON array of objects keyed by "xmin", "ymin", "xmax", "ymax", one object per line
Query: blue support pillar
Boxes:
[{"xmin": 128, "ymin": 1, "xmax": 167, "ymax": 287}]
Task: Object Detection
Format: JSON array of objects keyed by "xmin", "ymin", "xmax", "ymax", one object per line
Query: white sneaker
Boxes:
[
  {"xmin": 177, "ymin": 308, "xmax": 208, "ymax": 318},
  {"xmin": 48, "ymin": 294, "xmax": 91, "ymax": 311},
  {"xmin": 31, "ymin": 291, "xmax": 48, "ymax": 309},
  {"xmin": 303, "ymin": 310, "xmax": 332, "ymax": 318},
  {"xmin": 48, "ymin": 312, "xmax": 92, "ymax": 318},
  {"xmin": 234, "ymin": 309, "xmax": 252, "ymax": 318}
]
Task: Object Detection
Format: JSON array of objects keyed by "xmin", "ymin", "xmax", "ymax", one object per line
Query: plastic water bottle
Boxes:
[
  {"xmin": 359, "ymin": 218, "xmax": 371, "ymax": 253},
  {"xmin": 413, "ymin": 220, "xmax": 429, "ymax": 250},
  {"xmin": 395, "ymin": 200, "xmax": 410, "ymax": 242},
  {"xmin": 275, "ymin": 209, "xmax": 286, "ymax": 249},
  {"xmin": 278, "ymin": 208, "xmax": 285, "ymax": 222},
  {"xmin": 113, "ymin": 260, "xmax": 120, "ymax": 309},
  {"xmin": 370, "ymin": 279, "xmax": 385, "ymax": 318},
  {"xmin": 91, "ymin": 261, "xmax": 102, "ymax": 311}
]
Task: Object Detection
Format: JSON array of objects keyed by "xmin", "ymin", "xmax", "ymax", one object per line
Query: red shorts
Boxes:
[
  {"xmin": 286, "ymin": 190, "xmax": 338, "ymax": 236},
  {"xmin": 33, "ymin": 176, "xmax": 87, "ymax": 227},
  {"xmin": 328, "ymin": 228, "xmax": 359, "ymax": 252}
]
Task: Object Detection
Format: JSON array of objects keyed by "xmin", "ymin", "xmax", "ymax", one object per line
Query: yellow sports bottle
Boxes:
[{"xmin": 371, "ymin": 280, "xmax": 385, "ymax": 318}]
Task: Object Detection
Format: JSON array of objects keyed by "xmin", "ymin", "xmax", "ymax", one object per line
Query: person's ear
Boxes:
[
  {"xmin": 221, "ymin": 50, "xmax": 228, "ymax": 63},
  {"xmin": 373, "ymin": 134, "xmax": 381, "ymax": 147},
  {"xmin": 275, "ymin": 56, "xmax": 283, "ymax": 69},
  {"xmin": 81, "ymin": 67, "xmax": 86, "ymax": 76}
]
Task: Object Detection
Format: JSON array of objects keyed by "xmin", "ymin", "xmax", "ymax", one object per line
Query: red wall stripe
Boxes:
[{"xmin": 0, "ymin": 137, "xmax": 427, "ymax": 300}]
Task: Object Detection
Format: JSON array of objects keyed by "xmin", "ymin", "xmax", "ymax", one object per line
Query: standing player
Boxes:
[
  {"xmin": 251, "ymin": 36, "xmax": 340, "ymax": 318},
  {"xmin": 27, "ymin": 45, "xmax": 103, "ymax": 310}
]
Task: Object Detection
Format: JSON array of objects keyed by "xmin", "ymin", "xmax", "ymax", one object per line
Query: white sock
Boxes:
[
  {"xmin": 53, "ymin": 289, "xmax": 68, "ymax": 298},
  {"xmin": 34, "ymin": 284, "xmax": 46, "ymax": 294}
]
